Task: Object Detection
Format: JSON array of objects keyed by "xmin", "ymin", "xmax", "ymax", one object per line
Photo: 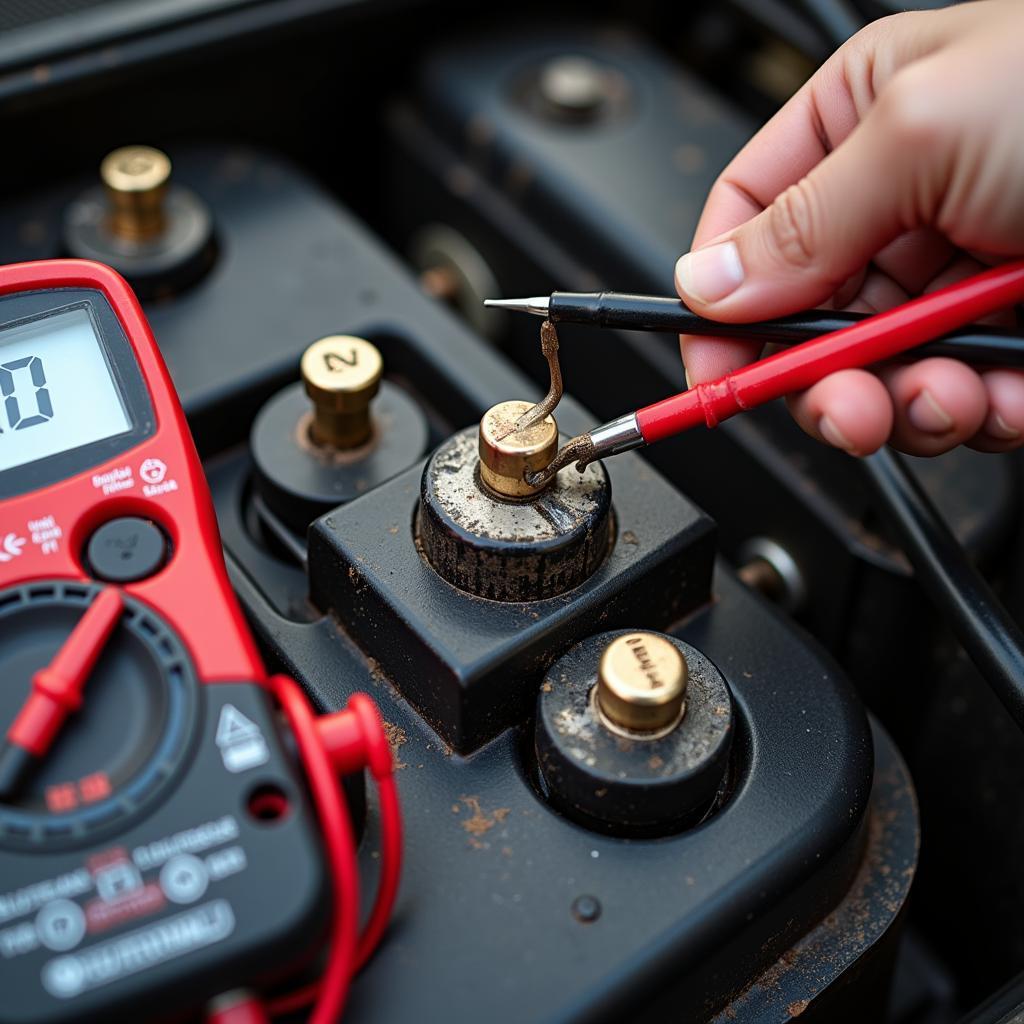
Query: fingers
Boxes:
[
  {"xmin": 676, "ymin": 57, "xmax": 961, "ymax": 323},
  {"xmin": 789, "ymin": 358, "xmax": 988, "ymax": 457},
  {"xmin": 968, "ymin": 370, "xmax": 1024, "ymax": 452},
  {"xmin": 687, "ymin": 10, "xmax": 956, "ymax": 251},
  {"xmin": 787, "ymin": 369, "xmax": 894, "ymax": 455},
  {"xmin": 678, "ymin": 335, "xmax": 762, "ymax": 387},
  {"xmin": 879, "ymin": 359, "xmax": 988, "ymax": 456}
]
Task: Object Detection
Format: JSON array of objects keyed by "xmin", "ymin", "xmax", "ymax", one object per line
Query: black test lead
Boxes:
[
  {"xmin": 497, "ymin": 262, "xmax": 1024, "ymax": 488},
  {"xmin": 485, "ymin": 290, "xmax": 1024, "ymax": 367}
]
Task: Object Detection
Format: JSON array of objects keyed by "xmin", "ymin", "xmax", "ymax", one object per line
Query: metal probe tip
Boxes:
[{"xmin": 483, "ymin": 296, "xmax": 551, "ymax": 317}]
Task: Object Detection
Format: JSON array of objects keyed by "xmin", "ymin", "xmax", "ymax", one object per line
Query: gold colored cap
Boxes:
[
  {"xmin": 100, "ymin": 146, "xmax": 172, "ymax": 241},
  {"xmin": 301, "ymin": 336, "xmax": 383, "ymax": 449},
  {"xmin": 478, "ymin": 400, "xmax": 558, "ymax": 498},
  {"xmin": 596, "ymin": 632, "xmax": 688, "ymax": 737}
]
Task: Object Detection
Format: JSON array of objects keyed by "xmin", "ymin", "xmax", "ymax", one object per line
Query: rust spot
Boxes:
[
  {"xmin": 457, "ymin": 795, "xmax": 512, "ymax": 838},
  {"xmin": 787, "ymin": 1000, "xmax": 810, "ymax": 1017},
  {"xmin": 382, "ymin": 722, "xmax": 408, "ymax": 769}
]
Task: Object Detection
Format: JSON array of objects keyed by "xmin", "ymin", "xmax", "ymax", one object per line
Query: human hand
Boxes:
[{"xmin": 675, "ymin": 0, "xmax": 1024, "ymax": 456}]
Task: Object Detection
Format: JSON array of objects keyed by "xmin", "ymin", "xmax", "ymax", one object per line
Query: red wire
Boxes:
[
  {"xmin": 637, "ymin": 258, "xmax": 1024, "ymax": 443},
  {"xmin": 355, "ymin": 770, "xmax": 402, "ymax": 971},
  {"xmin": 206, "ymin": 992, "xmax": 271, "ymax": 1024},
  {"xmin": 268, "ymin": 675, "xmax": 361, "ymax": 1024},
  {"xmin": 9, "ymin": 586, "xmax": 122, "ymax": 755},
  {"xmin": 264, "ymin": 691, "xmax": 402, "ymax": 1020}
]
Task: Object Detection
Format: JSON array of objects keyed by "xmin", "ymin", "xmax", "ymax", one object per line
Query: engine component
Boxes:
[
  {"xmin": 535, "ymin": 630, "xmax": 732, "ymax": 835},
  {"xmin": 251, "ymin": 335, "xmax": 428, "ymax": 532},
  {"xmin": 63, "ymin": 146, "xmax": 215, "ymax": 299},
  {"xmin": 0, "ymin": 139, "xmax": 923, "ymax": 1022},
  {"xmin": 416, "ymin": 410, "xmax": 611, "ymax": 602},
  {"xmin": 311, "ymin": 391, "xmax": 714, "ymax": 751},
  {"xmin": 594, "ymin": 630, "xmax": 689, "ymax": 735},
  {"xmin": 477, "ymin": 400, "xmax": 559, "ymax": 498}
]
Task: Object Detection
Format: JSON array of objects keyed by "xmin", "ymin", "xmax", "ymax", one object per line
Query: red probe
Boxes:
[
  {"xmin": 530, "ymin": 259, "xmax": 1024, "ymax": 483},
  {"xmin": 0, "ymin": 586, "xmax": 123, "ymax": 799}
]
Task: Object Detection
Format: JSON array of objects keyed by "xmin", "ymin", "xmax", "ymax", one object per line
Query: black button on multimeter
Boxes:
[{"xmin": 85, "ymin": 517, "xmax": 168, "ymax": 583}]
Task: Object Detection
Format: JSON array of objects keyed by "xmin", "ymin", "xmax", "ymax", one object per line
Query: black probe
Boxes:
[{"xmin": 485, "ymin": 291, "xmax": 1024, "ymax": 367}]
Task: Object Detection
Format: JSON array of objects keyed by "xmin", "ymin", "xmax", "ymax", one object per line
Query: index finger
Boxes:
[{"xmin": 681, "ymin": 15, "xmax": 951, "ymax": 381}]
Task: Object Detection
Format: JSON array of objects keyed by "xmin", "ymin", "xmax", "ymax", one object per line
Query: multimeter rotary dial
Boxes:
[{"xmin": 0, "ymin": 581, "xmax": 198, "ymax": 849}]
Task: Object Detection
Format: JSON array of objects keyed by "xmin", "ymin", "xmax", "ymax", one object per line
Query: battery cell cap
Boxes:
[
  {"xmin": 100, "ymin": 146, "xmax": 172, "ymax": 241},
  {"xmin": 478, "ymin": 401, "xmax": 558, "ymax": 498},
  {"xmin": 596, "ymin": 632, "xmax": 688, "ymax": 736},
  {"xmin": 301, "ymin": 336, "xmax": 383, "ymax": 449}
]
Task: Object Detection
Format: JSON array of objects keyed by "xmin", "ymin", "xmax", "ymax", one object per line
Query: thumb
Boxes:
[{"xmin": 675, "ymin": 67, "xmax": 946, "ymax": 322}]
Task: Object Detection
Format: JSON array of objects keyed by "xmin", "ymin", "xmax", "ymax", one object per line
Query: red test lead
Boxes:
[
  {"xmin": 528, "ymin": 259, "xmax": 1024, "ymax": 486},
  {"xmin": 0, "ymin": 586, "xmax": 123, "ymax": 800}
]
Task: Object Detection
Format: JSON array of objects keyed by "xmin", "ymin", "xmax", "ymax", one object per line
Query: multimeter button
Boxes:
[{"xmin": 86, "ymin": 517, "xmax": 168, "ymax": 582}]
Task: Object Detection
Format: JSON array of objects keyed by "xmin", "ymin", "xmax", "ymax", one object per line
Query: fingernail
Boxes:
[
  {"xmin": 675, "ymin": 242, "xmax": 744, "ymax": 304},
  {"xmin": 907, "ymin": 389, "xmax": 954, "ymax": 434},
  {"xmin": 684, "ymin": 366, "xmax": 693, "ymax": 389},
  {"xmin": 818, "ymin": 415, "xmax": 855, "ymax": 453},
  {"xmin": 988, "ymin": 412, "xmax": 1021, "ymax": 439}
]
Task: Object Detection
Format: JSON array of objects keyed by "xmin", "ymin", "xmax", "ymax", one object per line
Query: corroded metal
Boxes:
[
  {"xmin": 478, "ymin": 401, "xmax": 558, "ymax": 498},
  {"xmin": 416, "ymin": 426, "xmax": 612, "ymax": 602},
  {"xmin": 525, "ymin": 432, "xmax": 596, "ymax": 489},
  {"xmin": 509, "ymin": 320, "xmax": 563, "ymax": 435}
]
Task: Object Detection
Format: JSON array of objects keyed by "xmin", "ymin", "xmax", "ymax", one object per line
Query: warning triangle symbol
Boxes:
[{"xmin": 216, "ymin": 704, "xmax": 261, "ymax": 747}]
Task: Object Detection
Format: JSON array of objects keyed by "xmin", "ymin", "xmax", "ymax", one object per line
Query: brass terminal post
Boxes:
[{"xmin": 478, "ymin": 401, "xmax": 559, "ymax": 499}]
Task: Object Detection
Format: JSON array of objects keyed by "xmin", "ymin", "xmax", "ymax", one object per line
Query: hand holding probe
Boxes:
[
  {"xmin": 517, "ymin": 259, "xmax": 1024, "ymax": 488},
  {"xmin": 485, "ymin": 290, "xmax": 1024, "ymax": 367}
]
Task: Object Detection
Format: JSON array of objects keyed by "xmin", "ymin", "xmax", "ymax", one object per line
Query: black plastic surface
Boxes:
[
  {"xmin": 0, "ymin": 680, "xmax": 329, "ymax": 1024},
  {"xmin": 64, "ymin": 185, "xmax": 216, "ymax": 300},
  {"xmin": 166, "ymin": 141, "xmax": 907, "ymax": 1019}
]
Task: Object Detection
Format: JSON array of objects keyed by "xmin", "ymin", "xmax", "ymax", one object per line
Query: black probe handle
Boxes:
[{"xmin": 548, "ymin": 291, "xmax": 1024, "ymax": 367}]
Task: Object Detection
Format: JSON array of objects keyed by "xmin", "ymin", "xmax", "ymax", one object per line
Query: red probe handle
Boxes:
[
  {"xmin": 8, "ymin": 587, "xmax": 123, "ymax": 756},
  {"xmin": 636, "ymin": 259, "xmax": 1024, "ymax": 444}
]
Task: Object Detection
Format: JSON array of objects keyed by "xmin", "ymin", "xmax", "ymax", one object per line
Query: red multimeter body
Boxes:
[
  {"xmin": 0, "ymin": 260, "xmax": 329, "ymax": 1023},
  {"xmin": 0, "ymin": 259, "xmax": 258, "ymax": 680}
]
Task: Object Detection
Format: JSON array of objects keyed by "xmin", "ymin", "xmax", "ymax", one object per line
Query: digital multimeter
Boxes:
[{"xmin": 0, "ymin": 261, "xmax": 329, "ymax": 1023}]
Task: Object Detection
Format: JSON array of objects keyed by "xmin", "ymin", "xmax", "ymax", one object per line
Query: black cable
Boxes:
[{"xmin": 863, "ymin": 448, "xmax": 1024, "ymax": 732}]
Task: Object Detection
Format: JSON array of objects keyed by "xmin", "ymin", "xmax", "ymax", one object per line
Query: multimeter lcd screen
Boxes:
[{"xmin": 0, "ymin": 307, "xmax": 131, "ymax": 473}]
